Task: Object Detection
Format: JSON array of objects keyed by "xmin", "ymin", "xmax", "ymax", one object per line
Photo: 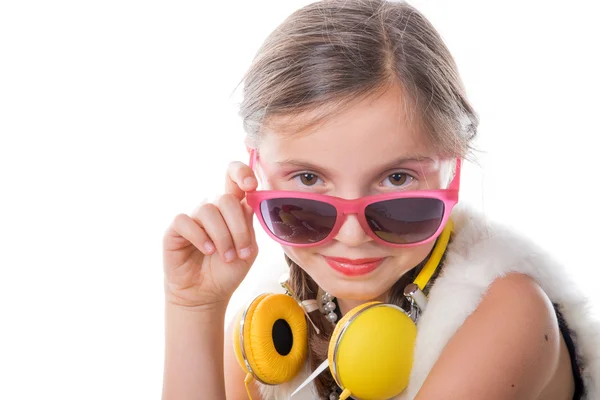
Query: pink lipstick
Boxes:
[{"xmin": 323, "ymin": 256, "xmax": 385, "ymax": 276}]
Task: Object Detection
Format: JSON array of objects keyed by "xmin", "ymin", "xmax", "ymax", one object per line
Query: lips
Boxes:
[{"xmin": 323, "ymin": 256, "xmax": 386, "ymax": 276}]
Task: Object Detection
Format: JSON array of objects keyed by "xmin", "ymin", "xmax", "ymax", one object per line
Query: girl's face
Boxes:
[{"xmin": 256, "ymin": 85, "xmax": 452, "ymax": 305}]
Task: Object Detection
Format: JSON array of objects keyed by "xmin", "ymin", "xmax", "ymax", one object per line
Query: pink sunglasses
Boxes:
[{"xmin": 246, "ymin": 150, "xmax": 460, "ymax": 248}]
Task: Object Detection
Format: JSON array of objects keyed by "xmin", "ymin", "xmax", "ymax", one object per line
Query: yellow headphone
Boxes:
[{"xmin": 233, "ymin": 220, "xmax": 453, "ymax": 400}]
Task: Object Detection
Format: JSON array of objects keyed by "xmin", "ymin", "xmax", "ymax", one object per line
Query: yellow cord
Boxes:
[
  {"xmin": 414, "ymin": 219, "xmax": 453, "ymax": 290},
  {"xmin": 339, "ymin": 388, "xmax": 352, "ymax": 400},
  {"xmin": 244, "ymin": 373, "xmax": 254, "ymax": 400}
]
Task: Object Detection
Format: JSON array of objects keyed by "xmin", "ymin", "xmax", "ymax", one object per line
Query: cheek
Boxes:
[
  {"xmin": 387, "ymin": 241, "xmax": 437, "ymax": 273},
  {"xmin": 282, "ymin": 246, "xmax": 328, "ymax": 283},
  {"xmin": 282, "ymin": 246, "xmax": 313, "ymax": 267},
  {"xmin": 382, "ymin": 242, "xmax": 435, "ymax": 282}
]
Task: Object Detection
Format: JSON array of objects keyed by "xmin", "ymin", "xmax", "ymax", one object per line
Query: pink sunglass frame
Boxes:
[{"xmin": 245, "ymin": 150, "xmax": 461, "ymax": 248}]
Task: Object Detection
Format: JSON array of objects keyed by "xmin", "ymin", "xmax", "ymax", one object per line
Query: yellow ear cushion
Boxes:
[
  {"xmin": 235, "ymin": 293, "xmax": 308, "ymax": 385},
  {"xmin": 328, "ymin": 302, "xmax": 417, "ymax": 399},
  {"xmin": 233, "ymin": 294, "xmax": 269, "ymax": 375}
]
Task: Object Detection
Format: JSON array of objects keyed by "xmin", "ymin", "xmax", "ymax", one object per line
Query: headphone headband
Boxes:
[{"xmin": 414, "ymin": 219, "xmax": 453, "ymax": 290}]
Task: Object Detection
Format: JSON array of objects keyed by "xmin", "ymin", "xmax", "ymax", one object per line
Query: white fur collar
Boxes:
[{"xmin": 256, "ymin": 205, "xmax": 600, "ymax": 399}]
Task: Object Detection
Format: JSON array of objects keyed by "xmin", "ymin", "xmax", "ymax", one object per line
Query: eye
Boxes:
[
  {"xmin": 384, "ymin": 172, "xmax": 414, "ymax": 187},
  {"xmin": 294, "ymin": 172, "xmax": 322, "ymax": 186}
]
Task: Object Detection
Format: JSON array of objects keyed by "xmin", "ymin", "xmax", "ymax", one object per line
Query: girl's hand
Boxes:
[{"xmin": 162, "ymin": 161, "xmax": 259, "ymax": 309}]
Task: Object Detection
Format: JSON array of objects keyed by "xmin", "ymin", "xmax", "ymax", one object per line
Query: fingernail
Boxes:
[
  {"xmin": 239, "ymin": 247, "xmax": 252, "ymax": 259},
  {"xmin": 244, "ymin": 177, "xmax": 257, "ymax": 187},
  {"xmin": 204, "ymin": 242, "xmax": 215, "ymax": 253},
  {"xmin": 224, "ymin": 249, "xmax": 236, "ymax": 262}
]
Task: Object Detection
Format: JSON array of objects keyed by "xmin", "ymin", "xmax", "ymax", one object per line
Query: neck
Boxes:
[{"xmin": 336, "ymin": 292, "xmax": 388, "ymax": 316}]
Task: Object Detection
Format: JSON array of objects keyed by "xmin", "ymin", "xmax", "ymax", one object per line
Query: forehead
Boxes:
[{"xmin": 258, "ymin": 85, "xmax": 434, "ymax": 170}]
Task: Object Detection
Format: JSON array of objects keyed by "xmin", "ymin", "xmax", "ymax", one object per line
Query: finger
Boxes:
[
  {"xmin": 166, "ymin": 213, "xmax": 216, "ymax": 255},
  {"xmin": 193, "ymin": 203, "xmax": 237, "ymax": 263},
  {"xmin": 225, "ymin": 161, "xmax": 258, "ymax": 200},
  {"xmin": 241, "ymin": 197, "xmax": 257, "ymax": 243},
  {"xmin": 218, "ymin": 194, "xmax": 256, "ymax": 260},
  {"xmin": 189, "ymin": 197, "xmax": 209, "ymax": 217}
]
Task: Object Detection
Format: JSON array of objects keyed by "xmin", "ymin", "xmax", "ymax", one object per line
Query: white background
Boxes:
[{"xmin": 1, "ymin": 0, "xmax": 599, "ymax": 399}]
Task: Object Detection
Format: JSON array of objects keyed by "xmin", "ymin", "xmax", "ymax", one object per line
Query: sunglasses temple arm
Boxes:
[
  {"xmin": 449, "ymin": 158, "xmax": 462, "ymax": 191},
  {"xmin": 247, "ymin": 148, "xmax": 257, "ymax": 170}
]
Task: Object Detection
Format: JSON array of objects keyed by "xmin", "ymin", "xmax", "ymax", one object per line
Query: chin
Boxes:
[
  {"xmin": 334, "ymin": 289, "xmax": 384, "ymax": 302},
  {"xmin": 285, "ymin": 248, "xmax": 414, "ymax": 301},
  {"xmin": 317, "ymin": 277, "xmax": 390, "ymax": 302}
]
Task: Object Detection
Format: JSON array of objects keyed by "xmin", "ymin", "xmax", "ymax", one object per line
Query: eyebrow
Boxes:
[
  {"xmin": 377, "ymin": 156, "xmax": 435, "ymax": 171},
  {"xmin": 274, "ymin": 156, "xmax": 435, "ymax": 175}
]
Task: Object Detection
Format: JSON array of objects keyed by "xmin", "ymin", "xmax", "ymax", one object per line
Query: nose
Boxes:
[{"xmin": 333, "ymin": 213, "xmax": 372, "ymax": 247}]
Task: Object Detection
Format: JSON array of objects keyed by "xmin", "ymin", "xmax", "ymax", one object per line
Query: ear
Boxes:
[
  {"xmin": 244, "ymin": 137, "xmax": 259, "ymax": 170},
  {"xmin": 244, "ymin": 136, "xmax": 254, "ymax": 153},
  {"xmin": 243, "ymin": 144, "xmax": 264, "ymax": 188},
  {"xmin": 255, "ymin": 165, "xmax": 266, "ymax": 189},
  {"xmin": 442, "ymin": 158, "xmax": 457, "ymax": 189}
]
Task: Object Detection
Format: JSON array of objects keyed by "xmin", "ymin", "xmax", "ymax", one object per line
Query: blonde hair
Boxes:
[{"xmin": 238, "ymin": 0, "xmax": 478, "ymax": 395}]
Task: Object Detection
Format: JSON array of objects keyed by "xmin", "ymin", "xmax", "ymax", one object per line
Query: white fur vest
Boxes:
[{"xmin": 255, "ymin": 205, "xmax": 600, "ymax": 399}]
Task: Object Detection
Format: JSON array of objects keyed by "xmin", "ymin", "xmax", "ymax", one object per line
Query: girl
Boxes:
[{"xmin": 162, "ymin": 1, "xmax": 600, "ymax": 399}]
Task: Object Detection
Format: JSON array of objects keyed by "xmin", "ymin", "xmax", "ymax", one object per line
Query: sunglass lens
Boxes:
[
  {"xmin": 365, "ymin": 198, "xmax": 444, "ymax": 244},
  {"xmin": 259, "ymin": 198, "xmax": 337, "ymax": 244}
]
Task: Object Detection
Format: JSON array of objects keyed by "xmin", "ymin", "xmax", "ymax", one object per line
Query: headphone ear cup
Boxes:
[
  {"xmin": 233, "ymin": 293, "xmax": 308, "ymax": 385},
  {"xmin": 233, "ymin": 294, "xmax": 269, "ymax": 375},
  {"xmin": 328, "ymin": 302, "xmax": 417, "ymax": 400},
  {"xmin": 327, "ymin": 301, "xmax": 378, "ymax": 375}
]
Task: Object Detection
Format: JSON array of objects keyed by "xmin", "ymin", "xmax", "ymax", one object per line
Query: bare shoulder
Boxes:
[
  {"xmin": 416, "ymin": 273, "xmax": 568, "ymax": 400},
  {"xmin": 223, "ymin": 309, "xmax": 264, "ymax": 400}
]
